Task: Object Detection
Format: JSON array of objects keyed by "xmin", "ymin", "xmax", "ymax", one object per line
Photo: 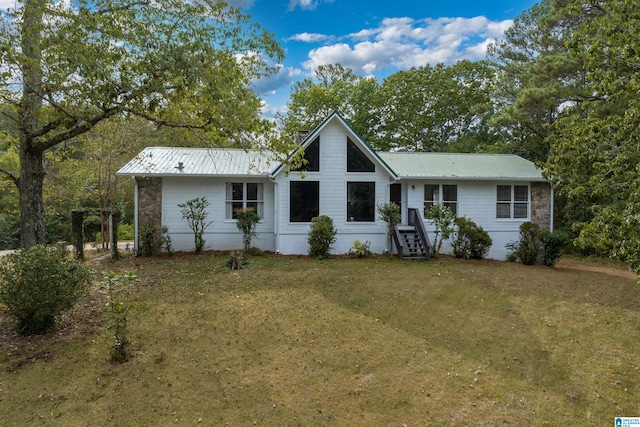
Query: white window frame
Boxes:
[
  {"xmin": 496, "ymin": 184, "xmax": 529, "ymax": 219},
  {"xmin": 424, "ymin": 184, "xmax": 458, "ymax": 216},
  {"xmin": 225, "ymin": 182, "xmax": 264, "ymax": 219}
]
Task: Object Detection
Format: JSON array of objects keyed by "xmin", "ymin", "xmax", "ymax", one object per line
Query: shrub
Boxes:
[
  {"xmin": 506, "ymin": 222, "xmax": 541, "ymax": 266},
  {"xmin": 235, "ymin": 207, "xmax": 260, "ymax": 252},
  {"xmin": 138, "ymin": 222, "xmax": 160, "ymax": 256},
  {"xmin": 349, "ymin": 240, "xmax": 373, "ymax": 258},
  {"xmin": 178, "ymin": 197, "xmax": 212, "ymax": 253},
  {"xmin": 161, "ymin": 226, "xmax": 174, "ymax": 256},
  {"xmin": 226, "ymin": 250, "xmax": 247, "ymax": 270},
  {"xmin": 117, "ymin": 223, "xmax": 135, "ymax": 241},
  {"xmin": 452, "ymin": 217, "xmax": 492, "ymax": 259},
  {"xmin": 424, "ymin": 204, "xmax": 456, "ymax": 259},
  {"xmin": 308, "ymin": 215, "xmax": 337, "ymax": 259},
  {"xmin": 0, "ymin": 245, "xmax": 92, "ymax": 334},
  {"xmin": 377, "ymin": 203, "xmax": 401, "ymax": 254},
  {"xmin": 541, "ymin": 229, "xmax": 569, "ymax": 267},
  {"xmin": 0, "ymin": 213, "xmax": 19, "ymax": 250}
]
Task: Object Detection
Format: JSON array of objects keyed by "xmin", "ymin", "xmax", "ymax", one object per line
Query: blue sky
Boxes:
[{"xmin": 228, "ymin": 0, "xmax": 539, "ymax": 119}]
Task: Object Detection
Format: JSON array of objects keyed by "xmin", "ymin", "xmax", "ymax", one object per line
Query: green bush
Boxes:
[
  {"xmin": 235, "ymin": 207, "xmax": 260, "ymax": 252},
  {"xmin": 139, "ymin": 222, "xmax": 160, "ymax": 256},
  {"xmin": 0, "ymin": 213, "xmax": 19, "ymax": 250},
  {"xmin": 452, "ymin": 217, "xmax": 492, "ymax": 259},
  {"xmin": 117, "ymin": 223, "xmax": 135, "ymax": 241},
  {"xmin": 308, "ymin": 215, "xmax": 337, "ymax": 259},
  {"xmin": 541, "ymin": 229, "xmax": 569, "ymax": 267},
  {"xmin": 0, "ymin": 245, "xmax": 92, "ymax": 334},
  {"xmin": 161, "ymin": 226, "xmax": 174, "ymax": 256},
  {"xmin": 349, "ymin": 240, "xmax": 373, "ymax": 258},
  {"xmin": 506, "ymin": 222, "xmax": 541, "ymax": 266}
]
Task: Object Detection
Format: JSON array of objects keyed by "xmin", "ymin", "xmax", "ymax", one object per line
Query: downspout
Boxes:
[
  {"xmin": 550, "ymin": 185, "xmax": 555, "ymax": 232},
  {"xmin": 133, "ymin": 177, "xmax": 139, "ymax": 255},
  {"xmin": 269, "ymin": 175, "xmax": 279, "ymax": 253}
]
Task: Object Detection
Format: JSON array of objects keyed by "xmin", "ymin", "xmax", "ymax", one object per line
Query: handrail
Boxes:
[
  {"xmin": 392, "ymin": 226, "xmax": 404, "ymax": 258},
  {"xmin": 408, "ymin": 208, "xmax": 431, "ymax": 259}
]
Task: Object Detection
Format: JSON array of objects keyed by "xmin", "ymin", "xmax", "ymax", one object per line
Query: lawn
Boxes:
[{"xmin": 1, "ymin": 253, "xmax": 639, "ymax": 426}]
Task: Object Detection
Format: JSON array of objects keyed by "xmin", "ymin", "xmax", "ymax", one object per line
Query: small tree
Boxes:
[
  {"xmin": 0, "ymin": 245, "xmax": 92, "ymax": 334},
  {"xmin": 424, "ymin": 204, "xmax": 456, "ymax": 258},
  {"xmin": 101, "ymin": 271, "xmax": 138, "ymax": 363},
  {"xmin": 377, "ymin": 202, "xmax": 401, "ymax": 255},
  {"xmin": 178, "ymin": 197, "xmax": 212, "ymax": 253},
  {"xmin": 308, "ymin": 215, "xmax": 337, "ymax": 259},
  {"xmin": 235, "ymin": 207, "xmax": 261, "ymax": 252}
]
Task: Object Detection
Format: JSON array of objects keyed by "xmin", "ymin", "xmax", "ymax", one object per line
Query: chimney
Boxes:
[{"xmin": 294, "ymin": 130, "xmax": 310, "ymax": 145}]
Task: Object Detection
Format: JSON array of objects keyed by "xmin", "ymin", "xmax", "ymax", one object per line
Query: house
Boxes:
[{"xmin": 117, "ymin": 111, "xmax": 552, "ymax": 260}]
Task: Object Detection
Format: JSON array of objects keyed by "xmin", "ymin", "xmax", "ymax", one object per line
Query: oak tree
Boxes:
[{"xmin": 0, "ymin": 0, "xmax": 283, "ymax": 248}]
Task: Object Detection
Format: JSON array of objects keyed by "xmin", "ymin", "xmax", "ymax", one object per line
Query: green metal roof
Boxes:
[{"xmin": 378, "ymin": 152, "xmax": 545, "ymax": 181}]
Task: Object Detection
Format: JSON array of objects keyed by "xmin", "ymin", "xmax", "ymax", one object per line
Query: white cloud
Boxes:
[
  {"xmin": 287, "ymin": 0, "xmax": 334, "ymax": 12},
  {"xmin": 0, "ymin": 0, "xmax": 18, "ymax": 10},
  {"xmin": 285, "ymin": 32, "xmax": 333, "ymax": 43},
  {"xmin": 252, "ymin": 65, "xmax": 302, "ymax": 96},
  {"xmin": 301, "ymin": 16, "xmax": 513, "ymax": 75}
]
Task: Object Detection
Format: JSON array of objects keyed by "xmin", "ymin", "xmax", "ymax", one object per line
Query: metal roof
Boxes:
[
  {"xmin": 377, "ymin": 152, "xmax": 545, "ymax": 181},
  {"xmin": 116, "ymin": 147, "xmax": 277, "ymax": 177},
  {"xmin": 118, "ymin": 147, "xmax": 545, "ymax": 182}
]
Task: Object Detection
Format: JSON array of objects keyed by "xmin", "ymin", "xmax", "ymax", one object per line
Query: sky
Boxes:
[
  {"xmin": 0, "ymin": 0, "xmax": 540, "ymax": 120},
  {"xmin": 227, "ymin": 0, "xmax": 540, "ymax": 120}
]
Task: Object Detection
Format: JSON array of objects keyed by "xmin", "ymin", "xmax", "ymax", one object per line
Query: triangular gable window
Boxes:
[
  {"xmin": 347, "ymin": 137, "xmax": 375, "ymax": 172},
  {"xmin": 292, "ymin": 136, "xmax": 320, "ymax": 172}
]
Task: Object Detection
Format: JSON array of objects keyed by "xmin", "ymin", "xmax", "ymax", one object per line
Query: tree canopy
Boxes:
[
  {"xmin": 0, "ymin": 0, "xmax": 284, "ymax": 248},
  {"xmin": 546, "ymin": 0, "xmax": 640, "ymax": 272}
]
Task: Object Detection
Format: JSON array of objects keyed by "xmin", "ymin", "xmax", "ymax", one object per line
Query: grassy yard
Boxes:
[{"xmin": 1, "ymin": 253, "xmax": 639, "ymax": 425}]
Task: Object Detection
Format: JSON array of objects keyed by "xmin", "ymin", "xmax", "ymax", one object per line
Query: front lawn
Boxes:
[{"xmin": 1, "ymin": 254, "xmax": 638, "ymax": 425}]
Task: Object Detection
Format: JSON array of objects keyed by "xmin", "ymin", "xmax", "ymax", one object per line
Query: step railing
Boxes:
[{"xmin": 408, "ymin": 208, "xmax": 431, "ymax": 260}]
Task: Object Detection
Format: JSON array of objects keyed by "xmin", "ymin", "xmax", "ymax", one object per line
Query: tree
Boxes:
[
  {"xmin": 0, "ymin": 0, "xmax": 284, "ymax": 248},
  {"xmin": 487, "ymin": 0, "xmax": 590, "ymax": 164},
  {"xmin": 424, "ymin": 204, "xmax": 456, "ymax": 259},
  {"xmin": 546, "ymin": 0, "xmax": 640, "ymax": 273},
  {"xmin": 279, "ymin": 64, "xmax": 381, "ymax": 147},
  {"xmin": 179, "ymin": 197, "xmax": 212, "ymax": 253},
  {"xmin": 377, "ymin": 61, "xmax": 496, "ymax": 152}
]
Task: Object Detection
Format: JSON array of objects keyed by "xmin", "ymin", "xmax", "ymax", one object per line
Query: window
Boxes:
[
  {"xmin": 226, "ymin": 183, "xmax": 264, "ymax": 219},
  {"xmin": 292, "ymin": 137, "xmax": 319, "ymax": 172},
  {"xmin": 347, "ymin": 138, "xmax": 375, "ymax": 172},
  {"xmin": 347, "ymin": 182, "xmax": 375, "ymax": 222},
  {"xmin": 424, "ymin": 184, "xmax": 458, "ymax": 216},
  {"xmin": 290, "ymin": 181, "xmax": 319, "ymax": 222},
  {"xmin": 497, "ymin": 185, "xmax": 528, "ymax": 219}
]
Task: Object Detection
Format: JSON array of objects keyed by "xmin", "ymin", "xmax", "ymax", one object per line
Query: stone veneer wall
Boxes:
[
  {"xmin": 137, "ymin": 177, "xmax": 162, "ymax": 233},
  {"xmin": 531, "ymin": 182, "xmax": 552, "ymax": 231}
]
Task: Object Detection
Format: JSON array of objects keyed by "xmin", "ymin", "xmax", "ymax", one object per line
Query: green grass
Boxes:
[{"xmin": 1, "ymin": 254, "xmax": 639, "ymax": 425}]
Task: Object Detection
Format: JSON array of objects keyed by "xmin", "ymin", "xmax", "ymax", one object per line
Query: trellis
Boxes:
[{"xmin": 71, "ymin": 209, "xmax": 120, "ymax": 261}]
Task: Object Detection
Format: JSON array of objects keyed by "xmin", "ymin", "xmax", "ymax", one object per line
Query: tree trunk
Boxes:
[
  {"xmin": 18, "ymin": 0, "xmax": 46, "ymax": 248},
  {"xmin": 19, "ymin": 143, "xmax": 46, "ymax": 248}
]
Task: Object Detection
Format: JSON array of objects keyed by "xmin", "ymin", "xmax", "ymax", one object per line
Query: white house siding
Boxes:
[
  {"xmin": 404, "ymin": 179, "xmax": 539, "ymax": 260},
  {"xmin": 162, "ymin": 176, "xmax": 275, "ymax": 252},
  {"xmin": 274, "ymin": 121, "xmax": 392, "ymax": 255}
]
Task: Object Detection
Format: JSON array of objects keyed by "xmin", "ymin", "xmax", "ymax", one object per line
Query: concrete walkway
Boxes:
[{"xmin": 0, "ymin": 241, "xmax": 134, "ymax": 258}]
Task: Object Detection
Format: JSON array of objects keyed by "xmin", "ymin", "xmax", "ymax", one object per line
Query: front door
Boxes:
[{"xmin": 390, "ymin": 183, "xmax": 401, "ymax": 211}]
